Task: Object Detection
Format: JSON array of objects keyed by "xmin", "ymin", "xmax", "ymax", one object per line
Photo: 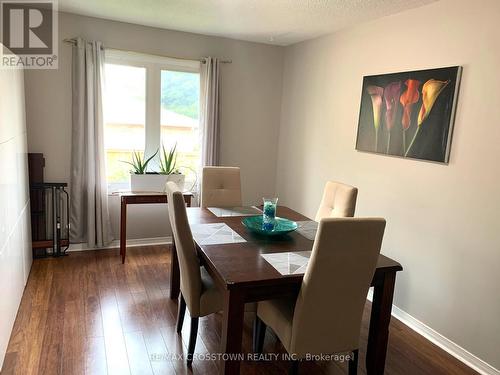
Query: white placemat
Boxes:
[
  {"xmin": 190, "ymin": 223, "xmax": 246, "ymax": 245},
  {"xmin": 296, "ymin": 220, "xmax": 318, "ymax": 240},
  {"xmin": 261, "ymin": 251, "xmax": 312, "ymax": 275},
  {"xmin": 207, "ymin": 206, "xmax": 262, "ymax": 217}
]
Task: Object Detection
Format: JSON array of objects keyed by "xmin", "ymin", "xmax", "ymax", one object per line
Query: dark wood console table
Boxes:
[{"xmin": 117, "ymin": 191, "xmax": 193, "ymax": 265}]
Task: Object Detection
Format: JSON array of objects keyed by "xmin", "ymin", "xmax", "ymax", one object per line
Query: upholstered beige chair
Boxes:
[
  {"xmin": 165, "ymin": 182, "xmax": 223, "ymax": 366},
  {"xmin": 254, "ymin": 217, "xmax": 386, "ymax": 375},
  {"xmin": 315, "ymin": 181, "xmax": 358, "ymax": 221},
  {"xmin": 201, "ymin": 166, "xmax": 242, "ymax": 208}
]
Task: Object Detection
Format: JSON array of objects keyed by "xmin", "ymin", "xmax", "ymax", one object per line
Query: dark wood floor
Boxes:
[{"xmin": 1, "ymin": 245, "xmax": 477, "ymax": 375}]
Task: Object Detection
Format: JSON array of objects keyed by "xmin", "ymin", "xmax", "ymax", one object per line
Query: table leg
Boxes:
[
  {"xmin": 366, "ymin": 271, "xmax": 396, "ymax": 375},
  {"xmin": 221, "ymin": 289, "xmax": 245, "ymax": 375},
  {"xmin": 120, "ymin": 200, "xmax": 127, "ymax": 264},
  {"xmin": 169, "ymin": 238, "xmax": 180, "ymax": 299}
]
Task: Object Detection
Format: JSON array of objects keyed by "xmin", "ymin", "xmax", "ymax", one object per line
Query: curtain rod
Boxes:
[{"xmin": 63, "ymin": 38, "xmax": 232, "ymax": 64}]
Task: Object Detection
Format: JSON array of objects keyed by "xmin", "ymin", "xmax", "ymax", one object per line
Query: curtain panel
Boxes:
[
  {"xmin": 200, "ymin": 57, "xmax": 221, "ymax": 167},
  {"xmin": 69, "ymin": 37, "xmax": 113, "ymax": 248}
]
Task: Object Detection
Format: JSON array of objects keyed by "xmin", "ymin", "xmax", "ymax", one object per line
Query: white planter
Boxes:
[
  {"xmin": 130, "ymin": 173, "xmax": 185, "ymax": 192},
  {"xmin": 165, "ymin": 174, "xmax": 185, "ymax": 191}
]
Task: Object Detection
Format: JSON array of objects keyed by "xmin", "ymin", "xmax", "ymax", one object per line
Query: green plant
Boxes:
[
  {"xmin": 121, "ymin": 149, "xmax": 158, "ymax": 174},
  {"xmin": 159, "ymin": 143, "xmax": 179, "ymax": 175}
]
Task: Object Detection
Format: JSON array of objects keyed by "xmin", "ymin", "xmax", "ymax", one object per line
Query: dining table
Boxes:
[{"xmin": 169, "ymin": 206, "xmax": 403, "ymax": 375}]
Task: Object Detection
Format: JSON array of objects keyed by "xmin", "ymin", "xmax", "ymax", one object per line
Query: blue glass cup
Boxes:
[{"xmin": 262, "ymin": 197, "xmax": 278, "ymax": 231}]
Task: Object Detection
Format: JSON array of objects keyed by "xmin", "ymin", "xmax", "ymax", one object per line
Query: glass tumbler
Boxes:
[{"xmin": 262, "ymin": 197, "xmax": 278, "ymax": 231}]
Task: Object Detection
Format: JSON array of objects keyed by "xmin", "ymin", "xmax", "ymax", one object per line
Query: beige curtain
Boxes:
[
  {"xmin": 69, "ymin": 37, "xmax": 112, "ymax": 247},
  {"xmin": 200, "ymin": 57, "xmax": 220, "ymax": 166}
]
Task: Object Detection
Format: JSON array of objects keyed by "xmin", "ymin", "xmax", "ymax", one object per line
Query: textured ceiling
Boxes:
[{"xmin": 59, "ymin": 0, "xmax": 438, "ymax": 46}]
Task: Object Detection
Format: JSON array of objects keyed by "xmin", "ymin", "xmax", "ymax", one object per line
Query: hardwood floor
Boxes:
[{"xmin": 2, "ymin": 245, "xmax": 477, "ymax": 375}]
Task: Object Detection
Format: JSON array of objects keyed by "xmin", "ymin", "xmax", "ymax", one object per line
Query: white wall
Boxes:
[
  {"xmin": 25, "ymin": 12, "xmax": 284, "ymax": 240},
  {"xmin": 276, "ymin": 0, "xmax": 500, "ymax": 370},
  {"xmin": 0, "ymin": 64, "xmax": 32, "ymax": 368}
]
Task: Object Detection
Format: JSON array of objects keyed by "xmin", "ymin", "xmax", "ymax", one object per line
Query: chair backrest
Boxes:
[
  {"xmin": 201, "ymin": 166, "xmax": 242, "ymax": 208},
  {"xmin": 290, "ymin": 217, "xmax": 386, "ymax": 357},
  {"xmin": 165, "ymin": 182, "xmax": 202, "ymax": 315},
  {"xmin": 315, "ymin": 181, "xmax": 358, "ymax": 221}
]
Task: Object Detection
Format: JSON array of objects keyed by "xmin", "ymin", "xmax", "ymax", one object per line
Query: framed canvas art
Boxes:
[{"xmin": 356, "ymin": 66, "xmax": 462, "ymax": 163}]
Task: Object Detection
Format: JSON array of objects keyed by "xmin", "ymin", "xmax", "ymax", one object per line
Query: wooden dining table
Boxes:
[{"xmin": 169, "ymin": 206, "xmax": 403, "ymax": 375}]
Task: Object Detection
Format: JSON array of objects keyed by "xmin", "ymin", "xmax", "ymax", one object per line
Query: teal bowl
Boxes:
[{"xmin": 242, "ymin": 216, "xmax": 298, "ymax": 236}]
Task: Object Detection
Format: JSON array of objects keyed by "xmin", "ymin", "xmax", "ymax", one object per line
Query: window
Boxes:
[
  {"xmin": 103, "ymin": 64, "xmax": 146, "ymax": 188},
  {"xmin": 103, "ymin": 50, "xmax": 201, "ymax": 191},
  {"xmin": 160, "ymin": 70, "xmax": 200, "ymax": 176}
]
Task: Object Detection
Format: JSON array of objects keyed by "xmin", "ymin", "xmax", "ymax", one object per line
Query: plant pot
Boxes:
[
  {"xmin": 165, "ymin": 174, "xmax": 185, "ymax": 191},
  {"xmin": 130, "ymin": 173, "xmax": 185, "ymax": 192}
]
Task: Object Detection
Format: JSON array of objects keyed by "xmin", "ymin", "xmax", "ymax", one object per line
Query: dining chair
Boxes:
[
  {"xmin": 253, "ymin": 217, "xmax": 386, "ymax": 375},
  {"xmin": 315, "ymin": 181, "xmax": 358, "ymax": 221},
  {"xmin": 201, "ymin": 166, "xmax": 242, "ymax": 208},
  {"xmin": 165, "ymin": 182, "xmax": 223, "ymax": 366}
]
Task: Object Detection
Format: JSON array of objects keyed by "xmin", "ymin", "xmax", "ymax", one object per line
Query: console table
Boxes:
[{"xmin": 117, "ymin": 191, "xmax": 193, "ymax": 265}]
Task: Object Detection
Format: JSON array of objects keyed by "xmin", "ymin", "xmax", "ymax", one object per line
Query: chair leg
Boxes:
[
  {"xmin": 253, "ymin": 316, "xmax": 267, "ymax": 354},
  {"xmin": 187, "ymin": 317, "xmax": 199, "ymax": 367},
  {"xmin": 348, "ymin": 349, "xmax": 359, "ymax": 375},
  {"xmin": 176, "ymin": 293, "xmax": 186, "ymax": 334},
  {"xmin": 289, "ymin": 359, "xmax": 299, "ymax": 375}
]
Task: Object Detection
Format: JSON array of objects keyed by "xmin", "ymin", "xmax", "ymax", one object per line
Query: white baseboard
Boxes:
[
  {"xmin": 68, "ymin": 236, "xmax": 172, "ymax": 252},
  {"xmin": 367, "ymin": 289, "xmax": 499, "ymax": 375}
]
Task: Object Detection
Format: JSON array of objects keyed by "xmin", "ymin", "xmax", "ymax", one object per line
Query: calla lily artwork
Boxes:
[
  {"xmin": 356, "ymin": 66, "xmax": 461, "ymax": 163},
  {"xmin": 417, "ymin": 79, "xmax": 450, "ymax": 125},
  {"xmin": 400, "ymin": 79, "xmax": 421, "ymax": 151},
  {"xmin": 366, "ymin": 85, "xmax": 384, "ymax": 151},
  {"xmin": 405, "ymin": 79, "xmax": 450, "ymax": 156},
  {"xmin": 383, "ymin": 81, "xmax": 402, "ymax": 154}
]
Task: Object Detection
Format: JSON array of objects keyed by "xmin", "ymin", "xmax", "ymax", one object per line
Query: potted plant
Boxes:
[
  {"xmin": 159, "ymin": 143, "xmax": 185, "ymax": 190},
  {"xmin": 122, "ymin": 144, "xmax": 185, "ymax": 192},
  {"xmin": 123, "ymin": 149, "xmax": 159, "ymax": 191}
]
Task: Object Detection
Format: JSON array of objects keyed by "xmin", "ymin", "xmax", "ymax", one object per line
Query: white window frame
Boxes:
[{"xmin": 104, "ymin": 49, "xmax": 201, "ymax": 188}]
